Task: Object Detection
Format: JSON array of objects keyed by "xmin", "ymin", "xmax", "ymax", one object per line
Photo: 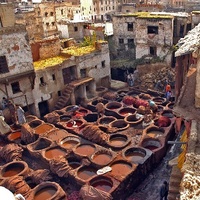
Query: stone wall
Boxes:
[{"xmin": 135, "ymin": 63, "xmax": 175, "ymax": 90}]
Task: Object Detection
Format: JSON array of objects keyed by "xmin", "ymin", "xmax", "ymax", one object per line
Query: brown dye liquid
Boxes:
[
  {"xmin": 93, "ymin": 154, "xmax": 111, "ymax": 165},
  {"xmin": 147, "ymin": 131, "xmax": 163, "ymax": 138},
  {"xmin": 145, "ymin": 145, "xmax": 158, "ymax": 151},
  {"xmin": 34, "ymin": 187, "xmax": 57, "ymax": 200},
  {"xmin": 3, "ymin": 166, "xmax": 24, "ymax": 177},
  {"xmin": 92, "ymin": 180, "xmax": 112, "ymax": 192},
  {"xmin": 75, "ymin": 145, "xmax": 95, "ymax": 156},
  {"xmin": 111, "ymin": 162, "xmax": 132, "ymax": 176},
  {"xmin": 110, "ymin": 137, "xmax": 126, "ymax": 146},
  {"xmin": 8, "ymin": 131, "xmax": 21, "ymax": 141},
  {"xmin": 45, "ymin": 148, "xmax": 66, "ymax": 159},
  {"xmin": 62, "ymin": 140, "xmax": 79, "ymax": 149},
  {"xmin": 35, "ymin": 124, "xmax": 53, "ymax": 135},
  {"xmin": 126, "ymin": 152, "xmax": 145, "ymax": 163},
  {"xmin": 77, "ymin": 167, "xmax": 96, "ymax": 180}
]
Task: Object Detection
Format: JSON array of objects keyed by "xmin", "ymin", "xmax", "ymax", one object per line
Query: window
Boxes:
[
  {"xmin": 52, "ymin": 74, "xmax": 56, "ymax": 80},
  {"xmin": 40, "ymin": 77, "xmax": 44, "ymax": 84},
  {"xmin": 80, "ymin": 69, "xmax": 87, "ymax": 78},
  {"xmin": 150, "ymin": 46, "xmax": 157, "ymax": 56},
  {"xmin": 45, "ymin": 12, "xmax": 48, "ymax": 17},
  {"xmin": 61, "ymin": 9, "xmax": 63, "ymax": 15},
  {"xmin": 101, "ymin": 60, "xmax": 105, "ymax": 68},
  {"xmin": 128, "ymin": 39, "xmax": 134, "ymax": 49},
  {"xmin": 58, "ymin": 91, "xmax": 61, "ymax": 96},
  {"xmin": 0, "ymin": 56, "xmax": 9, "ymax": 74},
  {"xmin": 147, "ymin": 26, "xmax": 158, "ymax": 34},
  {"xmin": 119, "ymin": 38, "xmax": 124, "ymax": 44},
  {"xmin": 46, "ymin": 22, "xmax": 49, "ymax": 28},
  {"xmin": 50, "ymin": 12, "xmax": 53, "ymax": 16},
  {"xmin": 127, "ymin": 22, "xmax": 133, "ymax": 31},
  {"xmin": 83, "ymin": 25, "xmax": 88, "ymax": 29},
  {"xmin": 74, "ymin": 26, "xmax": 78, "ymax": 31},
  {"xmin": 11, "ymin": 82, "xmax": 20, "ymax": 94}
]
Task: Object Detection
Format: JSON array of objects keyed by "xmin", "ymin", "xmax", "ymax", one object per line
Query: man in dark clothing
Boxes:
[{"xmin": 160, "ymin": 181, "xmax": 169, "ymax": 200}]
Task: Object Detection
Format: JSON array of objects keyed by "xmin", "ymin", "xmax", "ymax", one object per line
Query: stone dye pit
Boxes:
[{"xmin": 0, "ymin": 88, "xmax": 176, "ymax": 200}]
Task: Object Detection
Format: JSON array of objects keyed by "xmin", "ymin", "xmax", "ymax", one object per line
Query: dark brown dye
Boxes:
[
  {"xmin": 75, "ymin": 144, "xmax": 95, "ymax": 156},
  {"xmin": 110, "ymin": 137, "xmax": 127, "ymax": 146},
  {"xmin": 34, "ymin": 186, "xmax": 57, "ymax": 200},
  {"xmin": 35, "ymin": 124, "xmax": 53, "ymax": 135},
  {"xmin": 34, "ymin": 139, "xmax": 51, "ymax": 150},
  {"xmin": 145, "ymin": 145, "xmax": 158, "ymax": 151},
  {"xmin": 77, "ymin": 167, "xmax": 96, "ymax": 180},
  {"xmin": 126, "ymin": 152, "xmax": 145, "ymax": 163},
  {"xmin": 67, "ymin": 120, "xmax": 83, "ymax": 127},
  {"xmin": 46, "ymin": 129, "xmax": 68, "ymax": 141},
  {"xmin": 108, "ymin": 105, "xmax": 120, "ymax": 110},
  {"xmin": 61, "ymin": 140, "xmax": 79, "ymax": 149},
  {"xmin": 92, "ymin": 154, "xmax": 112, "ymax": 165},
  {"xmin": 45, "ymin": 148, "xmax": 66, "ymax": 159},
  {"xmin": 2, "ymin": 164, "xmax": 24, "ymax": 177},
  {"xmin": 91, "ymin": 179, "xmax": 112, "ymax": 192},
  {"xmin": 8, "ymin": 131, "xmax": 21, "ymax": 141},
  {"xmin": 111, "ymin": 161, "xmax": 132, "ymax": 176},
  {"xmin": 68, "ymin": 161, "xmax": 81, "ymax": 169},
  {"xmin": 162, "ymin": 112, "xmax": 174, "ymax": 118}
]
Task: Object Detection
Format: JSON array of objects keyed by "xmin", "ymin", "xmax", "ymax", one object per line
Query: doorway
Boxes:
[{"xmin": 38, "ymin": 101, "xmax": 49, "ymax": 118}]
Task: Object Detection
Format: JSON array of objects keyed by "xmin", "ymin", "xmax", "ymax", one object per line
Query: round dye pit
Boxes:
[
  {"xmin": 33, "ymin": 186, "xmax": 57, "ymax": 200},
  {"xmin": 67, "ymin": 157, "xmax": 81, "ymax": 169},
  {"xmin": 1, "ymin": 161, "xmax": 27, "ymax": 178},
  {"xmin": 125, "ymin": 114, "xmax": 143, "ymax": 125},
  {"xmin": 31, "ymin": 138, "xmax": 52, "ymax": 151},
  {"xmin": 84, "ymin": 113, "xmax": 98, "ymax": 123},
  {"xmin": 127, "ymin": 90, "xmax": 140, "ymax": 97},
  {"xmin": 54, "ymin": 110, "xmax": 65, "ymax": 116},
  {"xmin": 155, "ymin": 116, "xmax": 171, "ymax": 127},
  {"xmin": 98, "ymin": 116, "xmax": 116, "ymax": 126},
  {"xmin": 124, "ymin": 148, "xmax": 146, "ymax": 164},
  {"xmin": 109, "ymin": 119, "xmax": 129, "ymax": 131},
  {"xmin": 34, "ymin": 124, "xmax": 54, "ymax": 135},
  {"xmin": 66, "ymin": 120, "xmax": 83, "ymax": 128},
  {"xmin": 152, "ymin": 97, "xmax": 165, "ymax": 105},
  {"xmin": 167, "ymin": 102, "xmax": 174, "ymax": 110},
  {"xmin": 74, "ymin": 144, "xmax": 96, "ymax": 157},
  {"xmin": 119, "ymin": 107, "xmax": 136, "ymax": 116},
  {"xmin": 44, "ymin": 147, "xmax": 66, "ymax": 159},
  {"xmin": 7, "ymin": 131, "xmax": 21, "ymax": 141},
  {"xmin": 142, "ymin": 139, "xmax": 162, "ymax": 151},
  {"xmin": 90, "ymin": 176, "xmax": 113, "ymax": 192},
  {"xmin": 29, "ymin": 120, "xmax": 43, "ymax": 128},
  {"xmin": 157, "ymin": 105, "xmax": 164, "ymax": 113},
  {"xmin": 46, "ymin": 129, "xmax": 68, "ymax": 141},
  {"xmin": 106, "ymin": 102, "xmax": 122, "ymax": 110},
  {"xmin": 146, "ymin": 127, "xmax": 164, "ymax": 138},
  {"xmin": 77, "ymin": 166, "xmax": 97, "ymax": 180},
  {"xmin": 110, "ymin": 160, "xmax": 132, "ymax": 176},
  {"xmin": 91, "ymin": 99, "xmax": 108, "ymax": 106},
  {"xmin": 162, "ymin": 110, "xmax": 174, "ymax": 118},
  {"xmin": 26, "ymin": 115, "xmax": 38, "ymax": 123},
  {"xmin": 60, "ymin": 115, "xmax": 71, "ymax": 122},
  {"xmin": 109, "ymin": 134, "xmax": 128, "ymax": 147},
  {"xmin": 91, "ymin": 150, "xmax": 113, "ymax": 166},
  {"xmin": 60, "ymin": 136, "xmax": 80, "ymax": 149}
]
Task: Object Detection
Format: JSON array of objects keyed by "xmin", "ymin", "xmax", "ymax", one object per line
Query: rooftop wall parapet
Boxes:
[{"xmin": 0, "ymin": 25, "xmax": 26, "ymax": 35}]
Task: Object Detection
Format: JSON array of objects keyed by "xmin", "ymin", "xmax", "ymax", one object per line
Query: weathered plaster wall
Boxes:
[
  {"xmin": 0, "ymin": 26, "xmax": 34, "ymax": 79},
  {"xmin": 195, "ymin": 52, "xmax": 200, "ymax": 108},
  {"xmin": 0, "ymin": 4, "xmax": 15, "ymax": 27}
]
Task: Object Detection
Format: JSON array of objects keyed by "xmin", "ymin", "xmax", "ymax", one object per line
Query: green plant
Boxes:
[{"xmin": 80, "ymin": 32, "xmax": 97, "ymax": 47}]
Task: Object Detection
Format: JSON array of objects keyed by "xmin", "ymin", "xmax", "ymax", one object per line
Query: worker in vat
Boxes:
[
  {"xmin": 16, "ymin": 105, "xmax": 26, "ymax": 126},
  {"xmin": 0, "ymin": 111, "xmax": 11, "ymax": 134},
  {"xmin": 96, "ymin": 99, "xmax": 105, "ymax": 118},
  {"xmin": 148, "ymin": 99, "xmax": 158, "ymax": 113},
  {"xmin": 159, "ymin": 181, "xmax": 169, "ymax": 200},
  {"xmin": 7, "ymin": 100, "xmax": 17, "ymax": 125}
]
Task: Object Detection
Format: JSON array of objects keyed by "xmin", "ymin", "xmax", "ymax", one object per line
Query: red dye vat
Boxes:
[
  {"xmin": 8, "ymin": 131, "xmax": 21, "ymax": 141},
  {"xmin": 66, "ymin": 120, "xmax": 83, "ymax": 128}
]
